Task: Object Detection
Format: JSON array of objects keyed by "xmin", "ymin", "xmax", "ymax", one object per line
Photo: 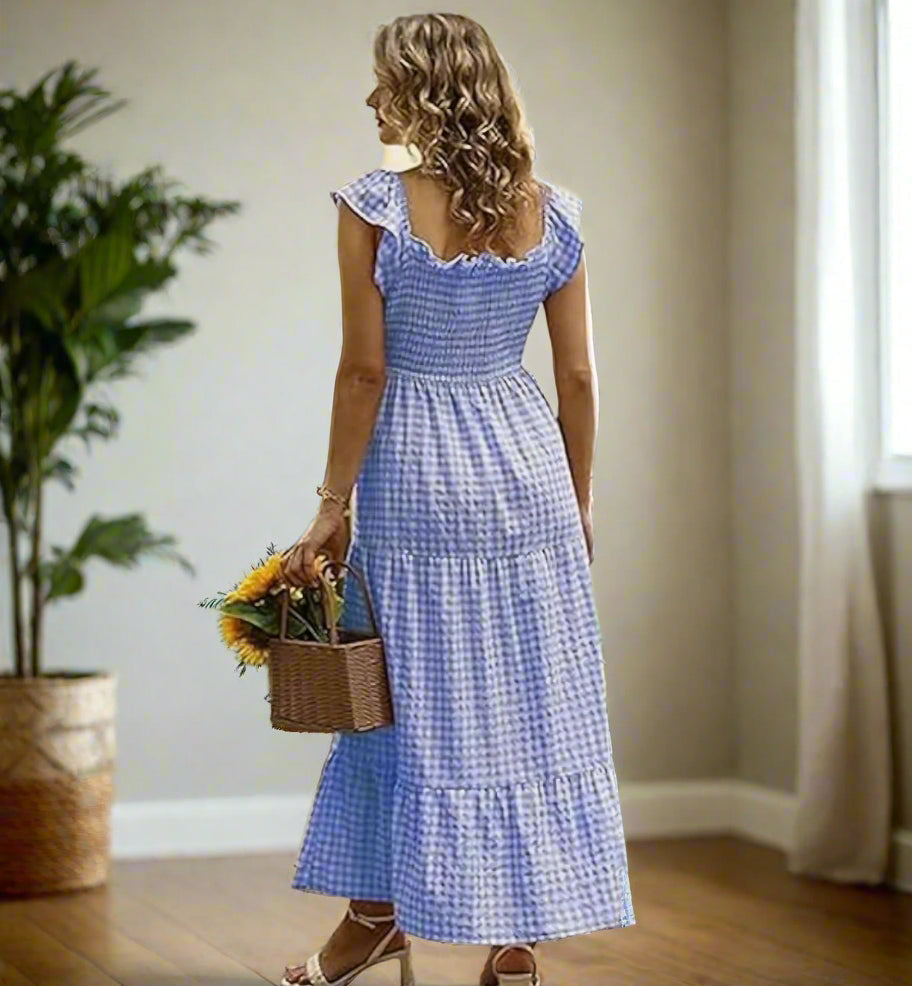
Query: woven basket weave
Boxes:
[
  {"xmin": 266, "ymin": 559, "xmax": 393, "ymax": 733},
  {"xmin": 0, "ymin": 671, "xmax": 115, "ymax": 897}
]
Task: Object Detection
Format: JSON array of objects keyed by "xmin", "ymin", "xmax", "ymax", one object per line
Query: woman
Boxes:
[{"xmin": 280, "ymin": 13, "xmax": 635, "ymax": 986}]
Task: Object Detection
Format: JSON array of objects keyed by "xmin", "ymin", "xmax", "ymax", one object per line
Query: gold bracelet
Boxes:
[{"xmin": 316, "ymin": 484, "xmax": 351, "ymax": 517}]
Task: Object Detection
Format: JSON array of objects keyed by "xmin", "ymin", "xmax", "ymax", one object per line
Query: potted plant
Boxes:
[{"xmin": 0, "ymin": 61, "xmax": 240, "ymax": 896}]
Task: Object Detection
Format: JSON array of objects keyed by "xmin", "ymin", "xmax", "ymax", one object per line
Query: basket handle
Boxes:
[{"xmin": 277, "ymin": 559, "xmax": 379, "ymax": 645}]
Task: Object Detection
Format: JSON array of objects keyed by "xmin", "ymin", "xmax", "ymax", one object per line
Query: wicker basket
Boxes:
[
  {"xmin": 0, "ymin": 670, "xmax": 116, "ymax": 897},
  {"xmin": 266, "ymin": 559, "xmax": 393, "ymax": 733}
]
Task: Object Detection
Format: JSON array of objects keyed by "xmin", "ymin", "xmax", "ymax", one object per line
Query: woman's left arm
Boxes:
[{"xmin": 281, "ymin": 201, "xmax": 386, "ymax": 585}]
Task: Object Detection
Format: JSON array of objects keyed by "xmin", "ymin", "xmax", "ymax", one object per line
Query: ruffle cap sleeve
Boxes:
[
  {"xmin": 330, "ymin": 168, "xmax": 404, "ymax": 295},
  {"xmin": 543, "ymin": 182, "xmax": 584, "ymax": 296}
]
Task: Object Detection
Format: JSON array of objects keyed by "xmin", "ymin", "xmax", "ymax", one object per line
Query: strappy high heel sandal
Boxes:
[
  {"xmin": 487, "ymin": 943, "xmax": 541, "ymax": 986},
  {"xmin": 281, "ymin": 905, "xmax": 415, "ymax": 986}
]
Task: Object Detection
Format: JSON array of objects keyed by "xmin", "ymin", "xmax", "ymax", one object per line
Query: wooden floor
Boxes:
[{"xmin": 1, "ymin": 836, "xmax": 910, "ymax": 985}]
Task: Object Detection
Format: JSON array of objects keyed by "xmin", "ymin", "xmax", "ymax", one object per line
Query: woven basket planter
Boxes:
[{"xmin": 0, "ymin": 671, "xmax": 116, "ymax": 897}]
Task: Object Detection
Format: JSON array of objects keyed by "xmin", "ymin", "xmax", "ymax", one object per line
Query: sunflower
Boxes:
[
  {"xmin": 200, "ymin": 544, "xmax": 346, "ymax": 672},
  {"xmin": 218, "ymin": 613, "xmax": 270, "ymax": 667},
  {"xmin": 225, "ymin": 551, "xmax": 285, "ymax": 604}
]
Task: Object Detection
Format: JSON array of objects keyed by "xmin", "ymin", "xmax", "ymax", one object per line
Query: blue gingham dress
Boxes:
[{"xmin": 292, "ymin": 167, "xmax": 635, "ymax": 945}]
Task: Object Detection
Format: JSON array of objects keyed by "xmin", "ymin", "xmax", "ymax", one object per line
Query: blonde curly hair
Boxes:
[{"xmin": 372, "ymin": 13, "xmax": 544, "ymax": 259}]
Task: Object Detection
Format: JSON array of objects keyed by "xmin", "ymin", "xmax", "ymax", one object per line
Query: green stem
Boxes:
[
  {"xmin": 4, "ymin": 319, "xmax": 27, "ymax": 676},
  {"xmin": 4, "ymin": 506, "xmax": 25, "ymax": 677},
  {"xmin": 29, "ymin": 466, "xmax": 42, "ymax": 678},
  {"xmin": 27, "ymin": 362, "xmax": 45, "ymax": 678}
]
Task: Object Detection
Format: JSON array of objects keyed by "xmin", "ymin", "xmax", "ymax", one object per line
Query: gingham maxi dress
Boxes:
[{"xmin": 292, "ymin": 166, "xmax": 636, "ymax": 945}]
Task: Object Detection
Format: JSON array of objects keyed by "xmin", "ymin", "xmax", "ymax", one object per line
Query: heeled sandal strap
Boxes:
[
  {"xmin": 348, "ymin": 906, "xmax": 403, "ymax": 968},
  {"xmin": 347, "ymin": 905, "xmax": 397, "ymax": 929},
  {"xmin": 305, "ymin": 951, "xmax": 330, "ymax": 985}
]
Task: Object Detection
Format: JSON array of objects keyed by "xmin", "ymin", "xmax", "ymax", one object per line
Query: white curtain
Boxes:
[{"xmin": 791, "ymin": 0, "xmax": 893, "ymax": 884}]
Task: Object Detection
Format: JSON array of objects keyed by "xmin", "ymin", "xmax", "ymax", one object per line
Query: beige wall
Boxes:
[
  {"xmin": 871, "ymin": 494, "xmax": 912, "ymax": 826},
  {"xmin": 531, "ymin": 0, "xmax": 734, "ymax": 782},
  {"xmin": 728, "ymin": 0, "xmax": 911, "ymax": 830},
  {"xmin": 727, "ymin": 0, "xmax": 799, "ymax": 794},
  {"xmin": 0, "ymin": 0, "xmax": 734, "ymax": 801}
]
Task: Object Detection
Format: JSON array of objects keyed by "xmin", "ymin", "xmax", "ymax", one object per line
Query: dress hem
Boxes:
[
  {"xmin": 291, "ymin": 752, "xmax": 634, "ymax": 944},
  {"xmin": 290, "ymin": 878, "xmax": 636, "ymax": 944}
]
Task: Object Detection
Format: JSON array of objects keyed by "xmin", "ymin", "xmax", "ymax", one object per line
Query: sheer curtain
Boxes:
[{"xmin": 790, "ymin": 0, "xmax": 892, "ymax": 883}]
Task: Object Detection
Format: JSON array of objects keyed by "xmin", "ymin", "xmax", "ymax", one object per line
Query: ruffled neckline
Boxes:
[{"xmin": 390, "ymin": 169, "xmax": 552, "ymax": 270}]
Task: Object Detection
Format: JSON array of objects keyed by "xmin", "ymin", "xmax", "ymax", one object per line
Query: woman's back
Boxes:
[
  {"xmin": 329, "ymin": 166, "xmax": 588, "ymax": 558},
  {"xmin": 397, "ymin": 168, "xmax": 548, "ymax": 264},
  {"xmin": 330, "ymin": 167, "xmax": 584, "ymax": 378}
]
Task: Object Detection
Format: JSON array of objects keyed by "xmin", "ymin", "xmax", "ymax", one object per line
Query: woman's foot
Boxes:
[
  {"xmin": 479, "ymin": 942, "xmax": 538, "ymax": 986},
  {"xmin": 283, "ymin": 899, "xmax": 406, "ymax": 985}
]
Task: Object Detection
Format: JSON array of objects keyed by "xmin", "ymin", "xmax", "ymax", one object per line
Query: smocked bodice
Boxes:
[{"xmin": 330, "ymin": 167, "xmax": 584, "ymax": 379}]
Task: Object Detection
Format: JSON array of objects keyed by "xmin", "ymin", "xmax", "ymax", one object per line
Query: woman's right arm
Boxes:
[{"xmin": 543, "ymin": 250, "xmax": 598, "ymax": 561}]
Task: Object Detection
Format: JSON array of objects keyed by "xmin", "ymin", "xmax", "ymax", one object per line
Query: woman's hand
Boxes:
[
  {"xmin": 280, "ymin": 502, "xmax": 350, "ymax": 585},
  {"xmin": 579, "ymin": 500, "xmax": 594, "ymax": 564}
]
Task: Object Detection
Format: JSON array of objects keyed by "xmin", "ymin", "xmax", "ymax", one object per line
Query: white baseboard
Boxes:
[
  {"xmin": 113, "ymin": 794, "xmax": 312, "ymax": 860},
  {"xmin": 111, "ymin": 779, "xmax": 912, "ymax": 893}
]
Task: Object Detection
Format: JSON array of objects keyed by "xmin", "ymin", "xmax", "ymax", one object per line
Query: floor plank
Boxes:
[
  {"xmin": 79, "ymin": 881, "xmax": 270, "ymax": 985},
  {"xmin": 0, "ymin": 957, "xmax": 36, "ymax": 986},
  {"xmin": 0, "ymin": 836, "xmax": 908, "ymax": 985},
  {"xmin": 0, "ymin": 916, "xmax": 122, "ymax": 986}
]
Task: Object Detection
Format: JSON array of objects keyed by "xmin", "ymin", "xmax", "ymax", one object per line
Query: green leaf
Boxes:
[
  {"xmin": 219, "ymin": 600, "xmax": 280, "ymax": 634},
  {"xmin": 117, "ymin": 318, "xmax": 196, "ymax": 352},
  {"xmin": 66, "ymin": 401, "xmax": 119, "ymax": 447},
  {"xmin": 43, "ymin": 454, "xmax": 78, "ymax": 489},
  {"xmin": 67, "ymin": 316, "xmax": 195, "ymax": 385},
  {"xmin": 284, "ymin": 607, "xmax": 321, "ymax": 640},
  {"xmin": 41, "ymin": 553, "xmax": 85, "ymax": 600},
  {"xmin": 218, "ymin": 598, "xmax": 319, "ymax": 641},
  {"xmin": 197, "ymin": 592, "xmax": 226, "ymax": 609},
  {"xmin": 77, "ymin": 226, "xmax": 134, "ymax": 315},
  {"xmin": 0, "ymin": 257, "xmax": 73, "ymax": 328},
  {"xmin": 80, "ymin": 260, "xmax": 179, "ymax": 330},
  {"xmin": 39, "ymin": 513, "xmax": 197, "ymax": 602},
  {"xmin": 82, "ymin": 287, "xmax": 144, "ymax": 329}
]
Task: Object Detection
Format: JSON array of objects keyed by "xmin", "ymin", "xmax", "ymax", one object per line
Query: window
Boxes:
[{"xmin": 877, "ymin": 0, "xmax": 912, "ymax": 487}]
